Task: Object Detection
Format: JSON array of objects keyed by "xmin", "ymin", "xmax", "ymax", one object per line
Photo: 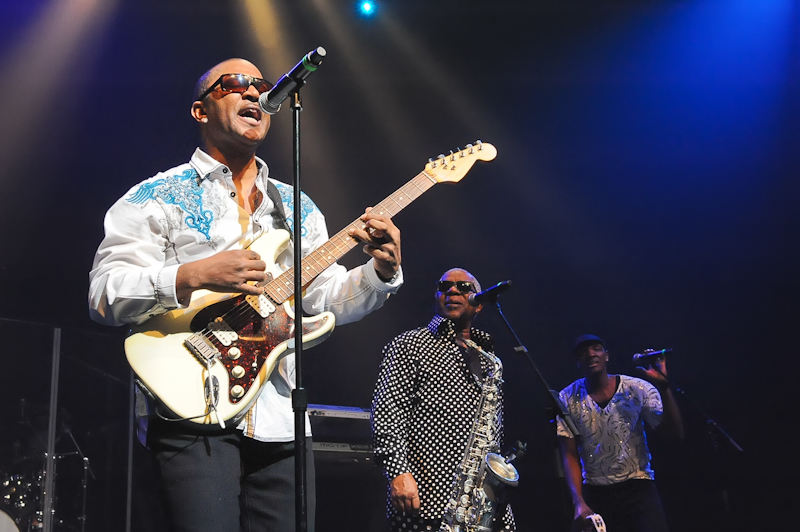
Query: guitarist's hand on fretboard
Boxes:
[
  {"xmin": 176, "ymin": 249, "xmax": 268, "ymax": 303},
  {"xmin": 349, "ymin": 207, "xmax": 401, "ymax": 282}
]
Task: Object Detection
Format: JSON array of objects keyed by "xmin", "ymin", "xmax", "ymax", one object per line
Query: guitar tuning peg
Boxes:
[
  {"xmin": 449, "ymin": 150, "xmax": 456, "ymax": 161},
  {"xmin": 475, "ymin": 140, "xmax": 483, "ymax": 149},
  {"xmin": 466, "ymin": 143, "xmax": 474, "ymax": 153},
  {"xmin": 429, "ymin": 157, "xmax": 437, "ymax": 168}
]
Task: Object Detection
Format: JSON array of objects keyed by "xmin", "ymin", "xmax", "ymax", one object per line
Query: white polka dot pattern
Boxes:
[{"xmin": 371, "ymin": 315, "xmax": 515, "ymax": 530}]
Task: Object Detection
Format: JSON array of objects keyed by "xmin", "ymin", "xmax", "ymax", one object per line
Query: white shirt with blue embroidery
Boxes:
[
  {"xmin": 556, "ymin": 375, "xmax": 663, "ymax": 486},
  {"xmin": 89, "ymin": 148, "xmax": 403, "ymax": 442}
]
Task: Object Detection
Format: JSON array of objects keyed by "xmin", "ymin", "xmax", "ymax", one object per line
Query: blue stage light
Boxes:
[{"xmin": 359, "ymin": 2, "xmax": 375, "ymax": 16}]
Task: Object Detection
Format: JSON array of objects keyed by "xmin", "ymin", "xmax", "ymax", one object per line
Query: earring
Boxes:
[{"xmin": 201, "ymin": 118, "xmax": 208, "ymax": 123}]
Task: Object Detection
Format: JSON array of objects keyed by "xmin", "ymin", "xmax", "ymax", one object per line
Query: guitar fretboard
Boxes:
[{"xmin": 264, "ymin": 171, "xmax": 438, "ymax": 304}]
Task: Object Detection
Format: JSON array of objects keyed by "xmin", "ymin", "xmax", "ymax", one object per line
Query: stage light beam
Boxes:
[
  {"xmin": 0, "ymin": 0, "xmax": 119, "ymax": 192},
  {"xmin": 359, "ymin": 2, "xmax": 376, "ymax": 17}
]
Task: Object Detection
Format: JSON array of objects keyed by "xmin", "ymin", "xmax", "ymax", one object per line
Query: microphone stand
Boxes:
[
  {"xmin": 648, "ymin": 366, "xmax": 743, "ymax": 452},
  {"xmin": 484, "ymin": 296, "xmax": 579, "ymax": 437},
  {"xmin": 645, "ymin": 365, "xmax": 743, "ymax": 526},
  {"xmin": 290, "ymin": 90, "xmax": 309, "ymax": 532},
  {"xmin": 62, "ymin": 424, "xmax": 96, "ymax": 532}
]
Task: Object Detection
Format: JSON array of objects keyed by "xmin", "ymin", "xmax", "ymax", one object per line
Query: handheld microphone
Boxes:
[
  {"xmin": 632, "ymin": 348, "xmax": 673, "ymax": 365},
  {"xmin": 467, "ymin": 280, "xmax": 512, "ymax": 306},
  {"xmin": 258, "ymin": 47, "xmax": 326, "ymax": 115}
]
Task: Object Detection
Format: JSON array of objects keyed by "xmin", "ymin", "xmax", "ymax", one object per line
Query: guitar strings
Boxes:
[{"xmin": 193, "ymin": 173, "xmax": 432, "ymax": 347}]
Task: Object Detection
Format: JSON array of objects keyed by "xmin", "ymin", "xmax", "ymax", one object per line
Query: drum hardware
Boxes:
[
  {"xmin": 1, "ymin": 465, "xmax": 42, "ymax": 532},
  {"xmin": 2, "ymin": 400, "xmax": 94, "ymax": 532}
]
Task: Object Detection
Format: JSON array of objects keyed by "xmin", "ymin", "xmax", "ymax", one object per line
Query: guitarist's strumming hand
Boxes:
[
  {"xmin": 349, "ymin": 207, "xmax": 401, "ymax": 282},
  {"xmin": 175, "ymin": 249, "xmax": 267, "ymax": 305}
]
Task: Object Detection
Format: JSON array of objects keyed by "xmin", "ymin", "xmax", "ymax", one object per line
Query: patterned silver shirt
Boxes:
[{"xmin": 557, "ymin": 375, "xmax": 664, "ymax": 486}]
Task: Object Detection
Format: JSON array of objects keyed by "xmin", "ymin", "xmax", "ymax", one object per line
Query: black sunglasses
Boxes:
[
  {"xmin": 196, "ymin": 73, "xmax": 274, "ymax": 101},
  {"xmin": 437, "ymin": 280, "xmax": 476, "ymax": 294}
]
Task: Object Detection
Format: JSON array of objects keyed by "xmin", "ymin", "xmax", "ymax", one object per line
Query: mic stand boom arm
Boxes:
[
  {"xmin": 489, "ymin": 300, "xmax": 578, "ymax": 436},
  {"xmin": 649, "ymin": 367, "xmax": 743, "ymax": 453}
]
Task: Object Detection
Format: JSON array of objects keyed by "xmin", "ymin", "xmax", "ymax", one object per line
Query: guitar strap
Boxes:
[{"xmin": 265, "ymin": 179, "xmax": 293, "ymax": 242}]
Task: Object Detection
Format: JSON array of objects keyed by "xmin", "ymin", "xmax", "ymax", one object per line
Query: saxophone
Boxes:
[{"xmin": 440, "ymin": 339, "xmax": 520, "ymax": 532}]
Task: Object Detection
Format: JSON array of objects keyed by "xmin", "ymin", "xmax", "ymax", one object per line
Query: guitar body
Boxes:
[
  {"xmin": 125, "ymin": 229, "xmax": 335, "ymax": 426},
  {"xmin": 122, "ymin": 141, "xmax": 497, "ymax": 427}
]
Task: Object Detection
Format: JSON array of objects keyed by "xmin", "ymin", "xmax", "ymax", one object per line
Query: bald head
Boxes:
[
  {"xmin": 193, "ymin": 58, "xmax": 263, "ymax": 101},
  {"xmin": 439, "ymin": 268, "xmax": 481, "ymax": 293},
  {"xmin": 189, "ymin": 58, "xmax": 271, "ymax": 160}
]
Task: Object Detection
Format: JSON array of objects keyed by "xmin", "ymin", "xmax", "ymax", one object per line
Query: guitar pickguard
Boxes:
[{"xmin": 189, "ymin": 297, "xmax": 331, "ymax": 403}]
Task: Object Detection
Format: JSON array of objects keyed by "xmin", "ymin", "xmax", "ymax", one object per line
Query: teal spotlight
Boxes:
[{"xmin": 359, "ymin": 2, "xmax": 375, "ymax": 16}]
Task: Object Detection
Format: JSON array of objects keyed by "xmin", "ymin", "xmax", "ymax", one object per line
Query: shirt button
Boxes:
[
  {"xmin": 222, "ymin": 168, "xmax": 228, "ymax": 173},
  {"xmin": 230, "ymin": 192, "xmax": 236, "ymax": 197}
]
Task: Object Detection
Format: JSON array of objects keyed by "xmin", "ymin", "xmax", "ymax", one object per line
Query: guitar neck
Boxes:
[{"xmin": 264, "ymin": 171, "xmax": 437, "ymax": 304}]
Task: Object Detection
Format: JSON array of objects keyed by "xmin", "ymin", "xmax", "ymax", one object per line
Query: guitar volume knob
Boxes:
[
  {"xmin": 227, "ymin": 347, "xmax": 241, "ymax": 360},
  {"xmin": 231, "ymin": 385, "xmax": 245, "ymax": 398},
  {"xmin": 231, "ymin": 366, "xmax": 246, "ymax": 379}
]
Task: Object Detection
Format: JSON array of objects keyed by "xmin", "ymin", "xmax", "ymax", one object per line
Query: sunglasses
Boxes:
[
  {"xmin": 437, "ymin": 280, "xmax": 477, "ymax": 294},
  {"xmin": 196, "ymin": 73, "xmax": 274, "ymax": 101}
]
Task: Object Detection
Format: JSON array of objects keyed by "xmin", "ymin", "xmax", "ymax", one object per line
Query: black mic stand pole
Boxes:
[
  {"xmin": 63, "ymin": 423, "xmax": 96, "ymax": 532},
  {"xmin": 290, "ymin": 90, "xmax": 310, "ymax": 532}
]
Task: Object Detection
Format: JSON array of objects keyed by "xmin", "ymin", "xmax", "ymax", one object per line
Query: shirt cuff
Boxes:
[
  {"xmin": 364, "ymin": 258, "xmax": 403, "ymax": 292},
  {"xmin": 155, "ymin": 264, "xmax": 182, "ymax": 309}
]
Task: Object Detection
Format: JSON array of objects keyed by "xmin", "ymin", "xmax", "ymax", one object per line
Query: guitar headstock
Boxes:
[{"xmin": 424, "ymin": 141, "xmax": 497, "ymax": 184}]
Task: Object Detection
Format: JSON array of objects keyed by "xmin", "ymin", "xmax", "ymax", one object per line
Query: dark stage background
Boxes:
[{"xmin": 1, "ymin": 0, "xmax": 798, "ymax": 531}]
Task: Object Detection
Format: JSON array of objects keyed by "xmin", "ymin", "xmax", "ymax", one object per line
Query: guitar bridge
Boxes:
[{"xmin": 185, "ymin": 333, "xmax": 220, "ymax": 364}]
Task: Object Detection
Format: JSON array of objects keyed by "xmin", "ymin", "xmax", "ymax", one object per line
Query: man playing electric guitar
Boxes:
[{"xmin": 88, "ymin": 58, "xmax": 403, "ymax": 532}]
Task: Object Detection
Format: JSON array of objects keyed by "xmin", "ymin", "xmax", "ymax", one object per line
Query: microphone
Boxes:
[
  {"xmin": 258, "ymin": 47, "xmax": 326, "ymax": 115},
  {"xmin": 468, "ymin": 280, "xmax": 512, "ymax": 306},
  {"xmin": 632, "ymin": 348, "xmax": 673, "ymax": 365}
]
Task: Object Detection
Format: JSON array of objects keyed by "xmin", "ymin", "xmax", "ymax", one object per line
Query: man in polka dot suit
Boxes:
[{"xmin": 371, "ymin": 268, "xmax": 515, "ymax": 531}]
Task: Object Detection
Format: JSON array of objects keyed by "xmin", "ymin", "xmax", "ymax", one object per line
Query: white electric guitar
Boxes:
[{"xmin": 125, "ymin": 142, "xmax": 497, "ymax": 427}]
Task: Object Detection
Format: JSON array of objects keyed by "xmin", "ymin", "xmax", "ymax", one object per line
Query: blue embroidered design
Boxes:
[
  {"xmin": 126, "ymin": 169, "xmax": 214, "ymax": 240},
  {"xmin": 273, "ymin": 181, "xmax": 318, "ymax": 237}
]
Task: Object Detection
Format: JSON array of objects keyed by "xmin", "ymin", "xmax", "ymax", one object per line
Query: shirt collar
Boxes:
[
  {"xmin": 427, "ymin": 315, "xmax": 493, "ymax": 351},
  {"xmin": 189, "ymin": 147, "xmax": 269, "ymax": 182}
]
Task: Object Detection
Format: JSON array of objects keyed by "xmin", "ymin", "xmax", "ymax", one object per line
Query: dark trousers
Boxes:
[
  {"xmin": 582, "ymin": 479, "xmax": 669, "ymax": 532},
  {"xmin": 148, "ymin": 421, "xmax": 316, "ymax": 532}
]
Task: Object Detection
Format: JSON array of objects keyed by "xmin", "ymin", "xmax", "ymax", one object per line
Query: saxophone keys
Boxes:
[{"xmin": 467, "ymin": 505, "xmax": 480, "ymax": 525}]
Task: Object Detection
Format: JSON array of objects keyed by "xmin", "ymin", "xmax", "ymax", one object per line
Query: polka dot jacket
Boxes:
[{"xmin": 371, "ymin": 315, "xmax": 515, "ymax": 530}]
